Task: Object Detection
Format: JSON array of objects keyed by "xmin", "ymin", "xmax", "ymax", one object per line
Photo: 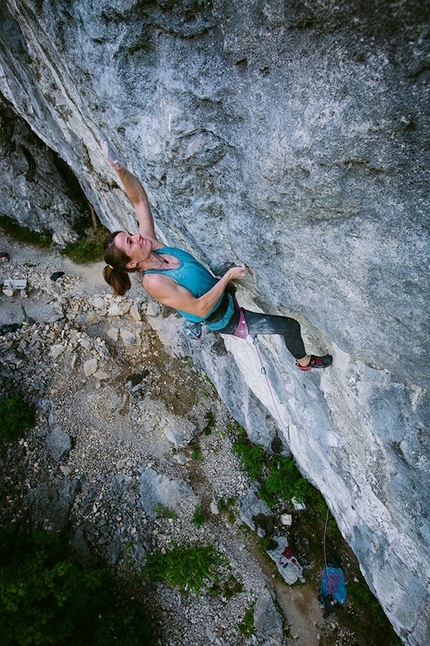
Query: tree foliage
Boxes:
[
  {"xmin": 0, "ymin": 529, "xmax": 154, "ymax": 646},
  {"xmin": 0, "ymin": 395, "xmax": 35, "ymax": 440}
]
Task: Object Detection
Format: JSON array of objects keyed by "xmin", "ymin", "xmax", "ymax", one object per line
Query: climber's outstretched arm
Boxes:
[{"xmin": 101, "ymin": 141, "xmax": 157, "ymax": 241}]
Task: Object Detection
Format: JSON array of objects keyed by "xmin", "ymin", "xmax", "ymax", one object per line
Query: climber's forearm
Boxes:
[{"xmin": 116, "ymin": 166, "xmax": 156, "ymax": 239}]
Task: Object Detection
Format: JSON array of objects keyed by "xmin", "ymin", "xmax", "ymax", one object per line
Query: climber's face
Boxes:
[{"xmin": 114, "ymin": 231, "xmax": 152, "ymax": 269}]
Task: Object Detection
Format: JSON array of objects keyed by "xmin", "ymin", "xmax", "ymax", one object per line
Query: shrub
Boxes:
[
  {"xmin": 238, "ymin": 601, "xmax": 255, "ymax": 637},
  {"xmin": 291, "ymin": 475, "xmax": 315, "ymax": 504},
  {"xmin": 62, "ymin": 229, "xmax": 109, "ymax": 263},
  {"xmin": 0, "ymin": 215, "xmax": 52, "ymax": 247},
  {"xmin": 259, "ymin": 456, "xmax": 315, "ymax": 507},
  {"xmin": 233, "ymin": 427, "xmax": 315, "ymax": 507},
  {"xmin": 0, "ymin": 529, "xmax": 153, "ymax": 645},
  {"xmin": 154, "ymin": 503, "xmax": 178, "ymax": 519},
  {"xmin": 142, "ymin": 543, "xmax": 224, "ymax": 598},
  {"xmin": 191, "ymin": 504, "xmax": 207, "ymax": 528},
  {"xmin": 0, "ymin": 395, "xmax": 35, "ymax": 440},
  {"xmin": 232, "ymin": 427, "xmax": 266, "ymax": 480}
]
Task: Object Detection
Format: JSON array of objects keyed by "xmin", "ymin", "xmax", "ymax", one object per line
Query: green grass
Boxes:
[
  {"xmin": 0, "ymin": 215, "xmax": 109, "ymax": 264},
  {"xmin": 0, "ymin": 395, "xmax": 35, "ymax": 440},
  {"xmin": 238, "ymin": 601, "xmax": 255, "ymax": 637},
  {"xmin": 154, "ymin": 503, "xmax": 178, "ymax": 520},
  {"xmin": 232, "ymin": 427, "xmax": 315, "ymax": 507},
  {"xmin": 142, "ymin": 543, "xmax": 224, "ymax": 598},
  {"xmin": 0, "ymin": 215, "xmax": 52, "ymax": 247},
  {"xmin": 191, "ymin": 504, "xmax": 207, "ymax": 528},
  {"xmin": 61, "ymin": 227, "xmax": 109, "ymax": 263}
]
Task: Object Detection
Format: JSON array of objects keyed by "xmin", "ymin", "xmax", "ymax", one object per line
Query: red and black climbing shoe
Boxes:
[{"xmin": 296, "ymin": 355, "xmax": 333, "ymax": 371}]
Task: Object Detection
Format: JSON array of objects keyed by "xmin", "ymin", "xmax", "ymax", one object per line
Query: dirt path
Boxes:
[{"xmin": 276, "ymin": 582, "xmax": 322, "ymax": 645}]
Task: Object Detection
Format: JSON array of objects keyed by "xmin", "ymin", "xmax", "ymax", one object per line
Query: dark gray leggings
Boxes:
[{"xmin": 219, "ymin": 308, "xmax": 307, "ymax": 360}]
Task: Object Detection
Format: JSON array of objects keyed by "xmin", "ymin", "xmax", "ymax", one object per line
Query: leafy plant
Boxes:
[
  {"xmin": 291, "ymin": 475, "xmax": 315, "ymax": 504},
  {"xmin": 217, "ymin": 496, "xmax": 237, "ymax": 512},
  {"xmin": 190, "ymin": 442, "xmax": 201, "ymax": 460},
  {"xmin": 0, "ymin": 395, "xmax": 35, "ymax": 440},
  {"xmin": 238, "ymin": 601, "xmax": 255, "ymax": 637},
  {"xmin": 0, "ymin": 529, "xmax": 153, "ymax": 645},
  {"xmin": 258, "ymin": 456, "xmax": 315, "ymax": 507},
  {"xmin": 142, "ymin": 543, "xmax": 224, "ymax": 598},
  {"xmin": 154, "ymin": 503, "xmax": 178, "ymax": 519},
  {"xmin": 217, "ymin": 496, "xmax": 237, "ymax": 523},
  {"xmin": 62, "ymin": 228, "xmax": 109, "ymax": 264},
  {"xmin": 233, "ymin": 427, "xmax": 266, "ymax": 480},
  {"xmin": 0, "ymin": 215, "xmax": 52, "ymax": 247},
  {"xmin": 203, "ymin": 410, "xmax": 216, "ymax": 435},
  {"xmin": 349, "ymin": 582, "xmax": 388, "ymax": 628},
  {"xmin": 233, "ymin": 427, "xmax": 315, "ymax": 508},
  {"xmin": 191, "ymin": 504, "xmax": 207, "ymax": 528}
]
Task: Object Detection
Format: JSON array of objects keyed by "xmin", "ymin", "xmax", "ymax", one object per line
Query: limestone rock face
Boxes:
[
  {"xmin": 0, "ymin": 96, "xmax": 87, "ymax": 244},
  {"xmin": 0, "ymin": 2, "xmax": 429, "ymax": 644}
]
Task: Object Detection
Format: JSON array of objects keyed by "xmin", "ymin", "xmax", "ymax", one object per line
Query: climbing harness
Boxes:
[{"xmin": 232, "ymin": 304, "xmax": 249, "ymax": 339}]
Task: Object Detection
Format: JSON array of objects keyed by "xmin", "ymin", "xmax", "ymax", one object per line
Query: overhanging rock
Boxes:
[{"xmin": 0, "ymin": 2, "xmax": 429, "ymax": 643}]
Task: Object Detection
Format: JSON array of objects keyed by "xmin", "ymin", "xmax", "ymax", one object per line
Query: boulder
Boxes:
[{"xmin": 45, "ymin": 427, "xmax": 72, "ymax": 461}]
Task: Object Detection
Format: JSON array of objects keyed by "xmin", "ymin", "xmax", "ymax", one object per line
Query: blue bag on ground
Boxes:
[{"xmin": 318, "ymin": 556, "xmax": 347, "ymax": 618}]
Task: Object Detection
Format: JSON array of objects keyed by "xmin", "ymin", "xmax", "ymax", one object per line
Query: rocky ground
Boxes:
[{"xmin": 0, "ymin": 232, "xmax": 400, "ymax": 646}]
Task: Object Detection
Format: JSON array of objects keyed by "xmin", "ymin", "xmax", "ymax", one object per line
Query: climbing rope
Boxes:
[
  {"xmin": 323, "ymin": 506, "xmax": 330, "ymax": 567},
  {"xmin": 250, "ymin": 335, "xmax": 291, "ymax": 444},
  {"xmin": 248, "ymin": 333, "xmax": 332, "ymax": 577},
  {"xmin": 250, "ymin": 332, "xmax": 332, "ymax": 585}
]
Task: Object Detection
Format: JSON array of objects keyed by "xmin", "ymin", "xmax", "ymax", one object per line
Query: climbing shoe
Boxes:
[{"xmin": 296, "ymin": 355, "xmax": 333, "ymax": 371}]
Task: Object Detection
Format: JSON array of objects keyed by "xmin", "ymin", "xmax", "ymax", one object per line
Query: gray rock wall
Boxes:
[
  {"xmin": 0, "ymin": 1, "xmax": 429, "ymax": 643},
  {"xmin": 0, "ymin": 96, "xmax": 89, "ymax": 244}
]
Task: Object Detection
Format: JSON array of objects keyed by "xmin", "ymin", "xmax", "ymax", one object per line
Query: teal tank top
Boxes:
[{"xmin": 144, "ymin": 247, "xmax": 234, "ymax": 331}]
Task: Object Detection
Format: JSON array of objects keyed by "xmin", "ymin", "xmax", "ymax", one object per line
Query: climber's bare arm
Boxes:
[
  {"xmin": 143, "ymin": 265, "xmax": 249, "ymax": 318},
  {"xmin": 101, "ymin": 141, "xmax": 157, "ymax": 241}
]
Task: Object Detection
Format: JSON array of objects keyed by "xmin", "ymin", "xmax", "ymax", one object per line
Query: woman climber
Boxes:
[{"xmin": 101, "ymin": 142, "xmax": 332, "ymax": 372}]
